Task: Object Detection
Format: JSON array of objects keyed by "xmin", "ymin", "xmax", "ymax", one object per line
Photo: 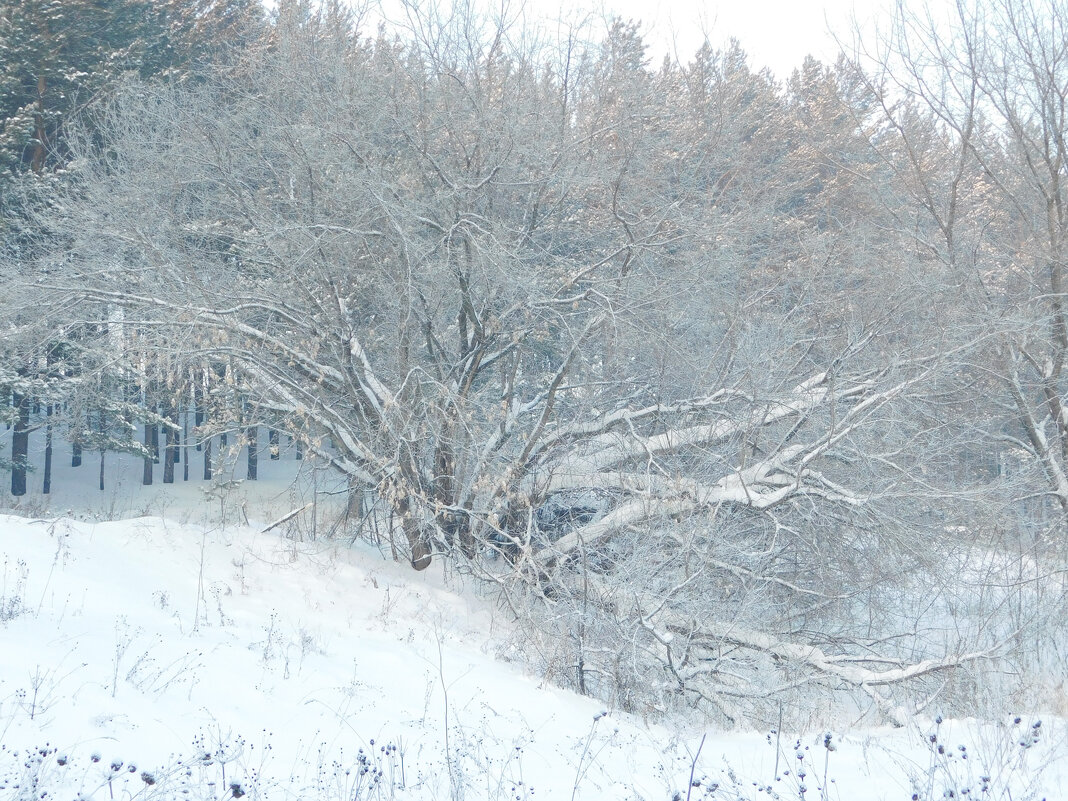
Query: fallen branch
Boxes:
[{"xmin": 261, "ymin": 503, "xmax": 313, "ymax": 534}]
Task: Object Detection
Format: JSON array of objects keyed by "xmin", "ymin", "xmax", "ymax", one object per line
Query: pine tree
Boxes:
[
  {"xmin": 1, "ymin": 1, "xmax": 135, "ymax": 184},
  {"xmin": 1, "ymin": 0, "xmax": 266, "ymax": 495},
  {"xmin": 1, "ymin": 0, "xmax": 265, "ymax": 226}
]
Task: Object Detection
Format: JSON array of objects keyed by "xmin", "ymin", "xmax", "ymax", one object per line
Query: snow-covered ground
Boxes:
[{"xmin": 1, "ymin": 443, "xmax": 1065, "ymax": 799}]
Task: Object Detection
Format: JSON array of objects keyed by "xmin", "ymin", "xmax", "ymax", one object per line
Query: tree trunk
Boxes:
[
  {"xmin": 163, "ymin": 402, "xmax": 177, "ymax": 484},
  {"xmin": 195, "ymin": 369, "xmax": 205, "ymax": 450},
  {"xmin": 97, "ymin": 410, "xmax": 106, "ymax": 491},
  {"xmin": 43, "ymin": 403, "xmax": 53, "ymax": 494},
  {"xmin": 10, "ymin": 391, "xmax": 29, "ymax": 496},
  {"xmin": 183, "ymin": 404, "xmax": 189, "ymax": 482},
  {"xmin": 433, "ymin": 435, "xmax": 476, "ymax": 557},
  {"xmin": 142, "ymin": 420, "xmax": 153, "ymax": 485},
  {"xmin": 346, "ymin": 476, "xmax": 363, "ymax": 520},
  {"xmin": 247, "ymin": 425, "xmax": 258, "ymax": 480},
  {"xmin": 150, "ymin": 415, "xmax": 159, "ymax": 464},
  {"xmin": 172, "ymin": 408, "xmax": 180, "ymax": 464},
  {"xmin": 162, "ymin": 434, "xmax": 175, "ymax": 483},
  {"xmin": 395, "ymin": 494, "xmax": 431, "ymax": 570},
  {"xmin": 31, "ymin": 74, "xmax": 47, "ymax": 173},
  {"xmin": 203, "ymin": 435, "xmax": 212, "ymax": 481}
]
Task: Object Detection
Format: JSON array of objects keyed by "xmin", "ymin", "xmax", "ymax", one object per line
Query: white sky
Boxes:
[
  {"xmin": 367, "ymin": 0, "xmax": 912, "ymax": 79},
  {"xmin": 556, "ymin": 0, "xmax": 890, "ymax": 76}
]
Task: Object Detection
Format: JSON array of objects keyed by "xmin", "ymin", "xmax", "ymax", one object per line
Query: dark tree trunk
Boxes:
[
  {"xmin": 195, "ymin": 378, "xmax": 205, "ymax": 446},
  {"xmin": 247, "ymin": 426, "xmax": 258, "ymax": 480},
  {"xmin": 171, "ymin": 407, "xmax": 180, "ymax": 464},
  {"xmin": 43, "ymin": 404, "xmax": 53, "ymax": 494},
  {"xmin": 203, "ymin": 435, "xmax": 212, "ymax": 481},
  {"xmin": 397, "ymin": 496, "xmax": 432, "ymax": 570},
  {"xmin": 346, "ymin": 477, "xmax": 363, "ymax": 520},
  {"xmin": 10, "ymin": 391, "xmax": 29, "ymax": 496},
  {"xmin": 72, "ymin": 438, "xmax": 82, "ymax": 467},
  {"xmin": 31, "ymin": 74, "xmax": 47, "ymax": 173},
  {"xmin": 183, "ymin": 405, "xmax": 189, "ymax": 482},
  {"xmin": 163, "ymin": 402, "xmax": 177, "ymax": 484},
  {"xmin": 162, "ymin": 436, "xmax": 175, "ymax": 483},
  {"xmin": 142, "ymin": 420, "xmax": 153, "ymax": 485},
  {"xmin": 97, "ymin": 410, "xmax": 107, "ymax": 491},
  {"xmin": 150, "ymin": 414, "xmax": 159, "ymax": 464}
]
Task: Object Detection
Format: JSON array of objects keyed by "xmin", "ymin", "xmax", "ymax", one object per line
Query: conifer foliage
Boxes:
[
  {"xmin": 0, "ymin": 0, "xmax": 265, "ymax": 496},
  {"xmin": 0, "ymin": 0, "xmax": 264, "ymax": 204}
]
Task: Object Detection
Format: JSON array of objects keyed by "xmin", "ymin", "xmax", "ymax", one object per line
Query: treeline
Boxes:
[
  {"xmin": 3, "ymin": 359, "xmax": 302, "ymax": 495},
  {"xmin": 1, "ymin": 0, "xmax": 276, "ymax": 496},
  {"xmin": 3, "ymin": 0, "xmax": 1068, "ymax": 725}
]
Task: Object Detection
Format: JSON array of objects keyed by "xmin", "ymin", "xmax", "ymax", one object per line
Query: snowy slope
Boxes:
[
  {"xmin": 1, "ymin": 513, "xmax": 1063, "ymax": 800},
  {"xmin": 0, "ymin": 432, "xmax": 1065, "ymax": 800},
  {"xmin": 0, "ymin": 512, "xmax": 719, "ymax": 799}
]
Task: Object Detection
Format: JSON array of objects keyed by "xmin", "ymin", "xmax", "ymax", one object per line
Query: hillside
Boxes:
[{"xmin": 1, "ymin": 457, "xmax": 1065, "ymax": 799}]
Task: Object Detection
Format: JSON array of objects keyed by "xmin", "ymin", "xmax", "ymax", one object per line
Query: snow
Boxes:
[{"xmin": 1, "ymin": 448, "xmax": 1066, "ymax": 799}]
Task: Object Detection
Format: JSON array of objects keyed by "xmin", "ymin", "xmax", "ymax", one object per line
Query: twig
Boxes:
[
  {"xmin": 571, "ymin": 711, "xmax": 606, "ymax": 801},
  {"xmin": 685, "ymin": 733, "xmax": 706, "ymax": 801}
]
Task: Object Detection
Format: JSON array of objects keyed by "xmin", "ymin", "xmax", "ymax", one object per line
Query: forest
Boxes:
[{"xmin": 3, "ymin": 0, "xmax": 1068, "ymax": 730}]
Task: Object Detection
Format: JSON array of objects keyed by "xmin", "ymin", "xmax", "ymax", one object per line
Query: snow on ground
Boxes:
[{"xmin": 0, "ymin": 443, "xmax": 1066, "ymax": 799}]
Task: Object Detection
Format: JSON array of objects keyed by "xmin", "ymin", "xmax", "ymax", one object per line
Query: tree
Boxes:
[
  {"xmin": 864, "ymin": 0, "xmax": 1068, "ymax": 537},
  {"xmin": 0, "ymin": 0, "xmax": 267, "ymax": 496},
  {"xmin": 0, "ymin": 0, "xmax": 265, "ymax": 182},
  {"xmin": 28, "ymin": 4, "xmax": 1019, "ymax": 725}
]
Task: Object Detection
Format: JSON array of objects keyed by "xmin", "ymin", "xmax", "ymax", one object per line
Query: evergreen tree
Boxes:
[
  {"xmin": 0, "ymin": 1, "xmax": 126, "ymax": 180},
  {"xmin": 0, "ymin": 0, "xmax": 265, "ymax": 225},
  {"xmin": 1, "ymin": 0, "xmax": 265, "ymax": 495}
]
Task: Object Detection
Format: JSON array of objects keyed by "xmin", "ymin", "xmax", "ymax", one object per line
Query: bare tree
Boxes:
[{"xmin": 862, "ymin": 0, "xmax": 1068, "ymax": 533}]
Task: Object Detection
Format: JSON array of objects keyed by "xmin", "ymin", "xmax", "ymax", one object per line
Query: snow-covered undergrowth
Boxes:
[{"xmin": 0, "ymin": 509, "xmax": 1063, "ymax": 800}]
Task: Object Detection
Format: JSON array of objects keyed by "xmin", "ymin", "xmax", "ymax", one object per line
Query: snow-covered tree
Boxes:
[
  {"xmin": 1, "ymin": 0, "xmax": 267, "ymax": 493},
  {"xmin": 20, "ymin": 4, "xmax": 1022, "ymax": 726},
  {"xmin": 864, "ymin": 0, "xmax": 1068, "ymax": 535}
]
